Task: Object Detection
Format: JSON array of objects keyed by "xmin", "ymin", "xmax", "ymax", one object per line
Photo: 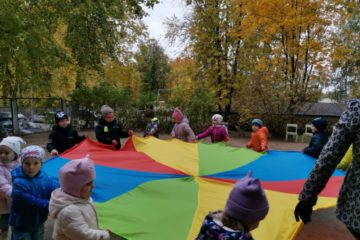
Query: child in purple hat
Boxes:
[{"xmin": 196, "ymin": 172, "xmax": 269, "ymax": 240}]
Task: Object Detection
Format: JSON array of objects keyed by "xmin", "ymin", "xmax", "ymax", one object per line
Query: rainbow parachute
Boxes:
[{"xmin": 43, "ymin": 136, "xmax": 344, "ymax": 240}]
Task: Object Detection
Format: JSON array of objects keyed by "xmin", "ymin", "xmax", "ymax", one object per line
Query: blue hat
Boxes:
[
  {"xmin": 251, "ymin": 119, "xmax": 263, "ymax": 127},
  {"xmin": 312, "ymin": 117, "xmax": 327, "ymax": 132}
]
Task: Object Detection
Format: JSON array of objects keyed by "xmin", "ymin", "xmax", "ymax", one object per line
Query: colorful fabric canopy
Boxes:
[{"xmin": 43, "ymin": 136, "xmax": 345, "ymax": 240}]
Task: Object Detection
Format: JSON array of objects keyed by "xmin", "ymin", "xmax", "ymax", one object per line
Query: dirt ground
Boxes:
[{"xmin": 15, "ymin": 130, "xmax": 354, "ymax": 240}]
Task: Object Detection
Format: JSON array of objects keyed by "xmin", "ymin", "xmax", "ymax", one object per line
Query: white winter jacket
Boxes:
[
  {"xmin": 49, "ymin": 188, "xmax": 110, "ymax": 240},
  {"xmin": 0, "ymin": 160, "xmax": 20, "ymax": 214}
]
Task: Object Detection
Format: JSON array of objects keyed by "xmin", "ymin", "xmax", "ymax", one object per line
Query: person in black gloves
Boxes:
[
  {"xmin": 95, "ymin": 105, "xmax": 133, "ymax": 150},
  {"xmin": 47, "ymin": 111, "xmax": 86, "ymax": 156},
  {"xmin": 295, "ymin": 100, "xmax": 360, "ymax": 239},
  {"xmin": 302, "ymin": 117, "xmax": 328, "ymax": 158}
]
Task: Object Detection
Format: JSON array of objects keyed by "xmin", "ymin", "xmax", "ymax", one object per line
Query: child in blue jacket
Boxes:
[
  {"xmin": 9, "ymin": 146, "xmax": 59, "ymax": 240},
  {"xmin": 303, "ymin": 117, "xmax": 328, "ymax": 158}
]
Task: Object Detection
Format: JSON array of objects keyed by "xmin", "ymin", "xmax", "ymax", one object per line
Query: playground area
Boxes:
[
  {"xmin": 19, "ymin": 130, "xmax": 354, "ymax": 240},
  {"xmin": 2, "ymin": 0, "xmax": 359, "ymax": 239}
]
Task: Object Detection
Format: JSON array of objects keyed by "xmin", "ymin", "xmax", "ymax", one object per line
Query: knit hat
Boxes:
[
  {"xmin": 59, "ymin": 156, "xmax": 96, "ymax": 198},
  {"xmin": 100, "ymin": 105, "xmax": 114, "ymax": 117},
  {"xmin": 212, "ymin": 114, "xmax": 223, "ymax": 125},
  {"xmin": 251, "ymin": 119, "xmax": 263, "ymax": 127},
  {"xmin": 224, "ymin": 172, "xmax": 269, "ymax": 224},
  {"xmin": 20, "ymin": 145, "xmax": 45, "ymax": 163},
  {"xmin": 55, "ymin": 111, "xmax": 68, "ymax": 124},
  {"xmin": 172, "ymin": 107, "xmax": 184, "ymax": 122},
  {"xmin": 312, "ymin": 117, "xmax": 327, "ymax": 132},
  {"xmin": 0, "ymin": 136, "xmax": 26, "ymax": 157}
]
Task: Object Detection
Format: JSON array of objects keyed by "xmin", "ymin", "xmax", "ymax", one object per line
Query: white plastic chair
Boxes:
[
  {"xmin": 302, "ymin": 124, "xmax": 313, "ymax": 142},
  {"xmin": 285, "ymin": 123, "xmax": 298, "ymax": 142}
]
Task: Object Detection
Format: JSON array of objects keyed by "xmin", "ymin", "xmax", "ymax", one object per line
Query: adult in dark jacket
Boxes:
[
  {"xmin": 47, "ymin": 111, "xmax": 85, "ymax": 156},
  {"xmin": 303, "ymin": 117, "xmax": 328, "ymax": 158},
  {"xmin": 95, "ymin": 105, "xmax": 132, "ymax": 150}
]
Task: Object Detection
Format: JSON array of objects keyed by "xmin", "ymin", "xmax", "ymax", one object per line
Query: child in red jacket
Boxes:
[{"xmin": 246, "ymin": 119, "xmax": 269, "ymax": 152}]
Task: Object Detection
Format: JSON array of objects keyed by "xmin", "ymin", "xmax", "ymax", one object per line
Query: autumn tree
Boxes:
[
  {"xmin": 0, "ymin": 0, "xmax": 65, "ymax": 98},
  {"xmin": 330, "ymin": 1, "xmax": 360, "ymax": 100},
  {"xmin": 166, "ymin": 0, "xmax": 243, "ymax": 121},
  {"xmin": 0, "ymin": 0, "xmax": 158, "ymax": 97},
  {"xmin": 135, "ymin": 39, "xmax": 170, "ymax": 94},
  {"xmin": 235, "ymin": 1, "xmax": 353, "ymax": 116}
]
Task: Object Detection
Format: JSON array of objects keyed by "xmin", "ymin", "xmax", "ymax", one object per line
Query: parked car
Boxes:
[
  {"xmin": 31, "ymin": 113, "xmax": 45, "ymax": 123},
  {"xmin": 0, "ymin": 112, "xmax": 27, "ymax": 127},
  {"xmin": 31, "ymin": 111, "xmax": 55, "ymax": 123},
  {"xmin": 0, "ymin": 112, "xmax": 43, "ymax": 135}
]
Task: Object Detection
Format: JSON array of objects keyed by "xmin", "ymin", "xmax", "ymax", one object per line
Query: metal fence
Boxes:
[{"xmin": 0, "ymin": 98, "xmax": 65, "ymax": 136}]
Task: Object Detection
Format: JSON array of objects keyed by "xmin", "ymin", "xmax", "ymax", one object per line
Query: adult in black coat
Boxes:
[
  {"xmin": 47, "ymin": 111, "xmax": 85, "ymax": 156},
  {"xmin": 95, "ymin": 105, "xmax": 133, "ymax": 150},
  {"xmin": 303, "ymin": 117, "xmax": 328, "ymax": 158}
]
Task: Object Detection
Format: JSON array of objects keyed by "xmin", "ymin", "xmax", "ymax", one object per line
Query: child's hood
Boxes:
[
  {"xmin": 0, "ymin": 159, "xmax": 20, "ymax": 170},
  {"xmin": 49, "ymin": 188, "xmax": 91, "ymax": 218}
]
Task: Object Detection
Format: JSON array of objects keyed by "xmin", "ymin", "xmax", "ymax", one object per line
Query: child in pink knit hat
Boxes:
[
  {"xmin": 49, "ymin": 156, "xmax": 111, "ymax": 240},
  {"xmin": 196, "ymin": 172, "xmax": 269, "ymax": 240},
  {"xmin": 49, "ymin": 157, "xmax": 110, "ymax": 240},
  {"xmin": 171, "ymin": 107, "xmax": 196, "ymax": 142}
]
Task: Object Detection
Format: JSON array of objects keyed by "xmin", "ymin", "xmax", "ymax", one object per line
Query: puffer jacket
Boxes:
[
  {"xmin": 303, "ymin": 131, "xmax": 328, "ymax": 158},
  {"xmin": 196, "ymin": 211, "xmax": 253, "ymax": 240},
  {"xmin": 171, "ymin": 118, "xmax": 196, "ymax": 142},
  {"xmin": 49, "ymin": 188, "xmax": 110, "ymax": 240},
  {"xmin": 47, "ymin": 125, "xmax": 85, "ymax": 154},
  {"xmin": 9, "ymin": 166, "xmax": 59, "ymax": 231},
  {"xmin": 246, "ymin": 127, "xmax": 269, "ymax": 152},
  {"xmin": 0, "ymin": 160, "xmax": 20, "ymax": 214},
  {"xmin": 95, "ymin": 118, "xmax": 129, "ymax": 150},
  {"xmin": 197, "ymin": 125, "xmax": 229, "ymax": 143}
]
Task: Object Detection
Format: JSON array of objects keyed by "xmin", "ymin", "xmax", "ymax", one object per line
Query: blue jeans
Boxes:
[
  {"xmin": 0, "ymin": 214, "xmax": 9, "ymax": 232},
  {"xmin": 11, "ymin": 224, "xmax": 44, "ymax": 240}
]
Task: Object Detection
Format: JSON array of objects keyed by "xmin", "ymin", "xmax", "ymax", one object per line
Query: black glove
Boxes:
[{"xmin": 294, "ymin": 201, "xmax": 313, "ymax": 224}]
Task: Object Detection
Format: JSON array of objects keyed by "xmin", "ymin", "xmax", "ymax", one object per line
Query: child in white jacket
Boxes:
[
  {"xmin": 0, "ymin": 137, "xmax": 25, "ymax": 238},
  {"xmin": 49, "ymin": 156, "xmax": 110, "ymax": 240}
]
